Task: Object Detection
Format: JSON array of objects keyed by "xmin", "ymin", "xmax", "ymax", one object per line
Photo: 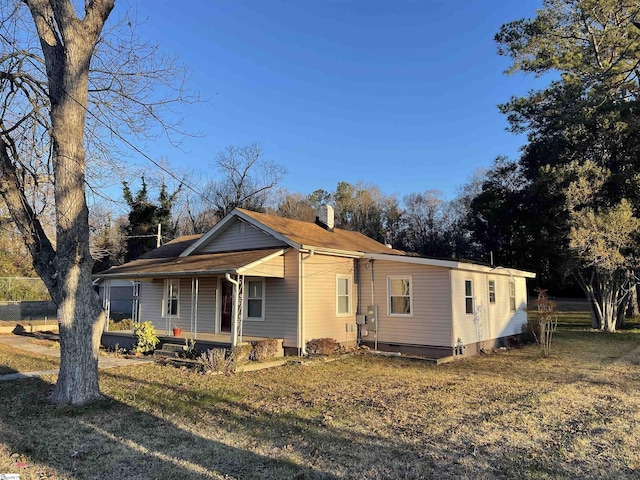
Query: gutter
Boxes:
[{"xmin": 299, "ymin": 245, "xmax": 364, "ymax": 258}]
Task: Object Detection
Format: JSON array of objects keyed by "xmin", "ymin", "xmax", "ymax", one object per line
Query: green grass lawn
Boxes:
[
  {"xmin": 1, "ymin": 328, "xmax": 639, "ymax": 479},
  {"xmin": 0, "ymin": 343, "xmax": 59, "ymax": 375}
]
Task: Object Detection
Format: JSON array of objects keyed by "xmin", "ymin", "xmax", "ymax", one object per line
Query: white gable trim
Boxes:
[
  {"xmin": 364, "ymin": 253, "xmax": 536, "ymax": 279},
  {"xmin": 180, "ymin": 209, "xmax": 300, "ymax": 257}
]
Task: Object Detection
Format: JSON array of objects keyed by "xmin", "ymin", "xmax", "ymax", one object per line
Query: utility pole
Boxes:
[{"xmin": 157, "ymin": 223, "xmax": 162, "ymax": 248}]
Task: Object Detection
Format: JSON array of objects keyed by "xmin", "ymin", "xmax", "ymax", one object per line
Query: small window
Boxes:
[
  {"xmin": 336, "ymin": 276, "xmax": 351, "ymax": 315},
  {"xmin": 388, "ymin": 276, "xmax": 412, "ymax": 316},
  {"xmin": 465, "ymin": 280, "xmax": 474, "ymax": 314},
  {"xmin": 509, "ymin": 281, "xmax": 516, "ymax": 311},
  {"xmin": 246, "ymin": 279, "xmax": 264, "ymax": 319},
  {"xmin": 165, "ymin": 279, "xmax": 179, "ymax": 317},
  {"xmin": 488, "ymin": 280, "xmax": 496, "ymax": 304}
]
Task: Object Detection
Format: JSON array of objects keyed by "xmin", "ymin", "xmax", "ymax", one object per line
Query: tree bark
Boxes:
[{"xmin": 21, "ymin": 0, "xmax": 114, "ymax": 405}]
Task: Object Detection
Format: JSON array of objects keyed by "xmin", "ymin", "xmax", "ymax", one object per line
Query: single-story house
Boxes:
[{"xmin": 95, "ymin": 206, "xmax": 535, "ymax": 357}]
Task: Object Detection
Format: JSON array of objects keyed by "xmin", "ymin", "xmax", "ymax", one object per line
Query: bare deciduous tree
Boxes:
[
  {"xmin": 0, "ymin": 0, "xmax": 194, "ymax": 405},
  {"xmin": 205, "ymin": 142, "xmax": 286, "ymax": 220}
]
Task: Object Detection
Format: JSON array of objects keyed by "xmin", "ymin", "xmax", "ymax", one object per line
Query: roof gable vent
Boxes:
[{"xmin": 316, "ymin": 205, "xmax": 334, "ymax": 232}]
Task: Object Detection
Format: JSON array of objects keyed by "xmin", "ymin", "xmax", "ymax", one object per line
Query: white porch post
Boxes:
[
  {"xmin": 102, "ymin": 279, "xmax": 111, "ymax": 331},
  {"xmin": 225, "ymin": 273, "xmax": 244, "ymax": 347},
  {"xmin": 132, "ymin": 280, "xmax": 140, "ymax": 324},
  {"xmin": 226, "ymin": 273, "xmax": 240, "ymax": 347},
  {"xmin": 190, "ymin": 277, "xmax": 199, "ymax": 339},
  {"xmin": 238, "ymin": 275, "xmax": 244, "ymax": 344}
]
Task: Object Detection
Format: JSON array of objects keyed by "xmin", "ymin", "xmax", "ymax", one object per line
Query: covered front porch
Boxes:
[{"xmin": 96, "ymin": 248, "xmax": 287, "ymax": 348}]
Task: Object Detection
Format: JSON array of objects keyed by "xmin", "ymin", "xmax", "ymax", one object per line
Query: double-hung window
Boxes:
[
  {"xmin": 388, "ymin": 276, "xmax": 412, "ymax": 316},
  {"xmin": 336, "ymin": 276, "xmax": 351, "ymax": 315},
  {"xmin": 165, "ymin": 279, "xmax": 179, "ymax": 317},
  {"xmin": 245, "ymin": 279, "xmax": 265, "ymax": 320},
  {"xmin": 465, "ymin": 280, "xmax": 474, "ymax": 314},
  {"xmin": 509, "ymin": 281, "xmax": 516, "ymax": 311},
  {"xmin": 488, "ymin": 280, "xmax": 496, "ymax": 304}
]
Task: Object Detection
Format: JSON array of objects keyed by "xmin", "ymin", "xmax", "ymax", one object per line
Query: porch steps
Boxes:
[{"xmin": 154, "ymin": 343, "xmax": 187, "ymax": 358}]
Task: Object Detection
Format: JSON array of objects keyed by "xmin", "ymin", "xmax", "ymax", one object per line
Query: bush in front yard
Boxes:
[
  {"xmin": 306, "ymin": 338, "xmax": 339, "ymax": 355},
  {"xmin": 132, "ymin": 321, "xmax": 159, "ymax": 354},
  {"xmin": 249, "ymin": 338, "xmax": 280, "ymax": 361},
  {"xmin": 108, "ymin": 318, "xmax": 133, "ymax": 331}
]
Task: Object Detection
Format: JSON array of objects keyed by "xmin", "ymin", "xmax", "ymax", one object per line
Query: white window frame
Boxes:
[
  {"xmin": 488, "ymin": 280, "xmax": 496, "ymax": 304},
  {"xmin": 464, "ymin": 279, "xmax": 474, "ymax": 315},
  {"xmin": 163, "ymin": 279, "xmax": 180, "ymax": 318},
  {"xmin": 509, "ymin": 281, "xmax": 516, "ymax": 311},
  {"xmin": 336, "ymin": 275, "xmax": 352, "ymax": 316},
  {"xmin": 387, "ymin": 276, "xmax": 413, "ymax": 317},
  {"xmin": 244, "ymin": 278, "xmax": 265, "ymax": 321}
]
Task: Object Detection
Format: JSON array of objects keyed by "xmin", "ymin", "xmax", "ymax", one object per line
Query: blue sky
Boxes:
[{"xmin": 120, "ymin": 0, "xmax": 545, "ymax": 203}]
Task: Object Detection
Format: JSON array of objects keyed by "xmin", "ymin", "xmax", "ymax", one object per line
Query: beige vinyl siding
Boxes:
[
  {"xmin": 242, "ymin": 253, "xmax": 285, "ymax": 278},
  {"xmin": 451, "ymin": 271, "xmax": 528, "ymax": 347},
  {"xmin": 360, "ymin": 260, "xmax": 452, "ymax": 347},
  {"xmin": 302, "ymin": 254, "xmax": 357, "ymax": 345},
  {"xmin": 199, "ymin": 218, "xmax": 286, "ymax": 253},
  {"xmin": 243, "ymin": 250, "xmax": 299, "ymax": 347}
]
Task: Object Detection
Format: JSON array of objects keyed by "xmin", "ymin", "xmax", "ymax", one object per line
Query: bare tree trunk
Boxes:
[{"xmin": 23, "ymin": 0, "xmax": 114, "ymax": 405}]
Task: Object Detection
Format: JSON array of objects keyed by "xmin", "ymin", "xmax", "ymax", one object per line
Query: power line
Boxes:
[{"xmin": 0, "ymin": 29, "xmax": 211, "ymax": 205}]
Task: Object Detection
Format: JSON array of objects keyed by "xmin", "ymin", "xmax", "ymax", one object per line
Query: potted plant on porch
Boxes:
[{"xmin": 172, "ymin": 324, "xmax": 182, "ymax": 337}]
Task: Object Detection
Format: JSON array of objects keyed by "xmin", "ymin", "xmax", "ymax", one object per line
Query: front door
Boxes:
[{"xmin": 220, "ymin": 279, "xmax": 233, "ymax": 332}]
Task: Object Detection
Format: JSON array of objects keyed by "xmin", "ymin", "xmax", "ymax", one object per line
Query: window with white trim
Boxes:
[
  {"xmin": 509, "ymin": 281, "xmax": 516, "ymax": 311},
  {"xmin": 245, "ymin": 279, "xmax": 265, "ymax": 320},
  {"xmin": 488, "ymin": 280, "xmax": 496, "ymax": 304},
  {"xmin": 465, "ymin": 280, "xmax": 474, "ymax": 314},
  {"xmin": 164, "ymin": 279, "xmax": 179, "ymax": 317},
  {"xmin": 388, "ymin": 276, "xmax": 412, "ymax": 316},
  {"xmin": 336, "ymin": 275, "xmax": 351, "ymax": 315}
]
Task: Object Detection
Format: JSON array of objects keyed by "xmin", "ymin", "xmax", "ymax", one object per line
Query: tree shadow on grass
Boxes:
[
  {"xmin": 98, "ymin": 369, "xmax": 468, "ymax": 479},
  {"xmin": 0, "ymin": 375, "xmax": 339, "ymax": 479}
]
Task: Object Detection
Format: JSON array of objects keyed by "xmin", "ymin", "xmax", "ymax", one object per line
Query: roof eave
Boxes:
[
  {"xmin": 299, "ymin": 245, "xmax": 365, "ymax": 258},
  {"xmin": 363, "ymin": 252, "xmax": 536, "ymax": 278}
]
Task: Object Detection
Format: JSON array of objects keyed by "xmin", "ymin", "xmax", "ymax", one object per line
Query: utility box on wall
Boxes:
[{"xmin": 366, "ymin": 305, "xmax": 377, "ymax": 324}]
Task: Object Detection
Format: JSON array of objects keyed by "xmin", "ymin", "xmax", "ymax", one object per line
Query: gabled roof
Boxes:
[
  {"xmin": 182, "ymin": 207, "xmax": 404, "ymax": 257},
  {"xmin": 93, "ymin": 208, "xmax": 536, "ymax": 280}
]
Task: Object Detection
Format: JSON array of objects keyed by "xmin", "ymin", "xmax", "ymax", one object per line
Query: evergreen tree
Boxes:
[{"xmin": 122, "ymin": 177, "xmax": 181, "ymax": 261}]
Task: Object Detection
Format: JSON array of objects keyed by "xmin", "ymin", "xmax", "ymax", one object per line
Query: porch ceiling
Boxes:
[{"xmin": 94, "ymin": 248, "xmax": 286, "ymax": 279}]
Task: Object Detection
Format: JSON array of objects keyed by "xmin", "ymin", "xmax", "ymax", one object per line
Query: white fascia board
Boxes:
[
  {"xmin": 364, "ymin": 253, "xmax": 536, "ymax": 278},
  {"xmin": 180, "ymin": 209, "xmax": 300, "ymax": 257}
]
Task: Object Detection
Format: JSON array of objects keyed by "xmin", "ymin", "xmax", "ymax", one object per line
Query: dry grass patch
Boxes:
[
  {"xmin": 0, "ymin": 343, "xmax": 58, "ymax": 375},
  {"xmin": 0, "ymin": 329, "xmax": 639, "ymax": 478}
]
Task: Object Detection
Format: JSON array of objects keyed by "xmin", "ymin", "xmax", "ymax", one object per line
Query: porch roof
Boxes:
[{"xmin": 94, "ymin": 248, "xmax": 287, "ymax": 280}]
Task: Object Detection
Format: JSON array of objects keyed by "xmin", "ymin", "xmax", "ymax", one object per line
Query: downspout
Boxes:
[
  {"xmin": 225, "ymin": 273, "xmax": 239, "ymax": 347},
  {"xmin": 371, "ymin": 259, "xmax": 377, "ymax": 351},
  {"xmin": 298, "ymin": 250, "xmax": 315, "ymax": 355}
]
